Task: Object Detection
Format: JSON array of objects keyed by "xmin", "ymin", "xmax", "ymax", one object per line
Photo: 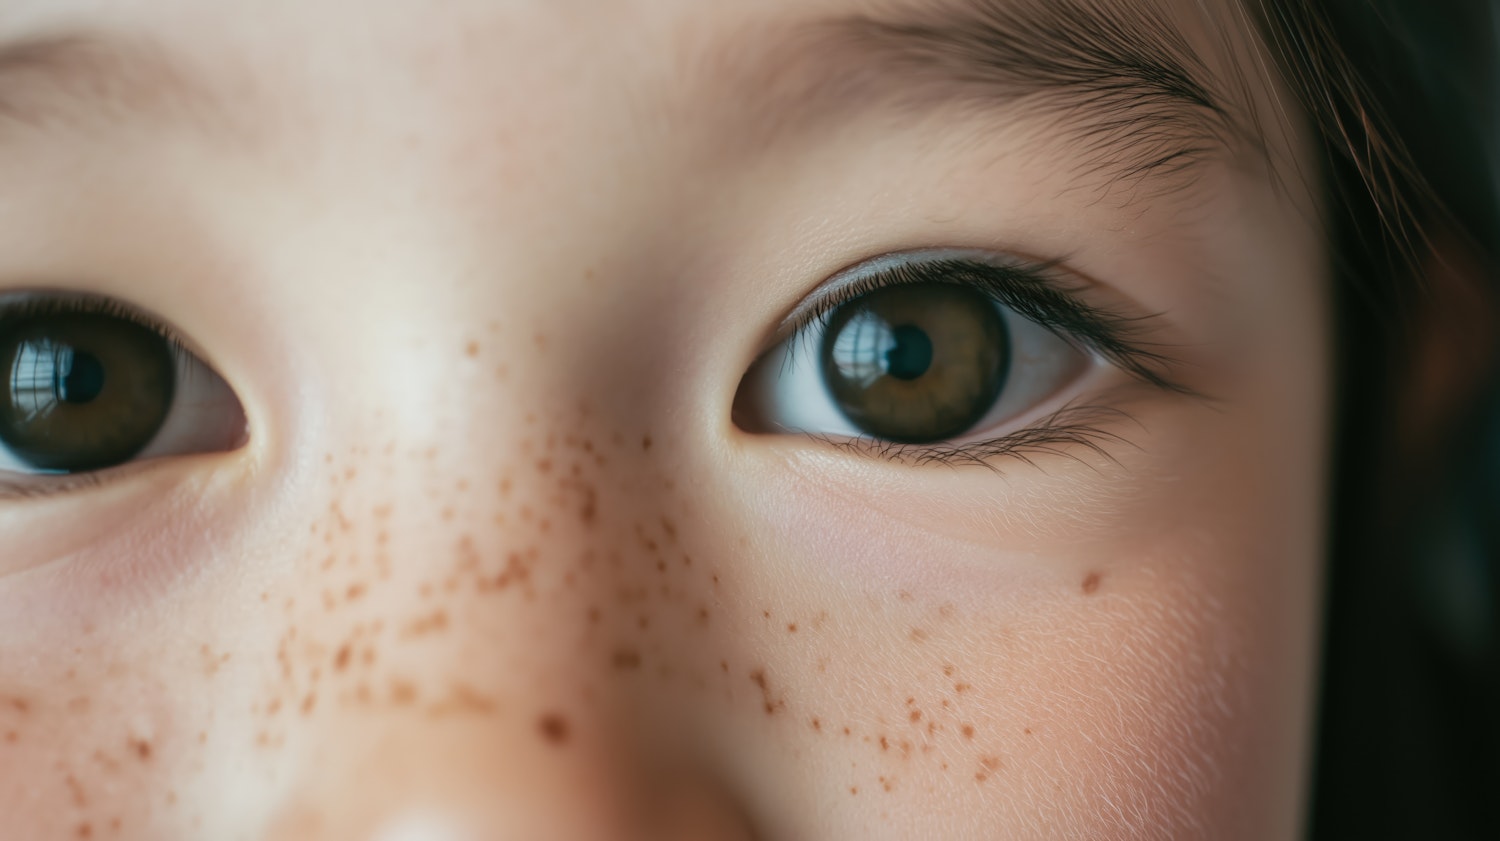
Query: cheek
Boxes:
[{"xmin": 0, "ymin": 608, "xmax": 217, "ymax": 839}]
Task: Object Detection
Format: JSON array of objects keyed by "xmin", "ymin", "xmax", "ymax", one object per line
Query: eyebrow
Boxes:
[
  {"xmin": 743, "ymin": 0, "xmax": 1261, "ymax": 186},
  {"xmin": 0, "ymin": 32, "xmax": 245, "ymax": 144}
]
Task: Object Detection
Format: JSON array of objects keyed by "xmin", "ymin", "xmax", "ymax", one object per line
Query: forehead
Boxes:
[{"xmin": 0, "ymin": 0, "xmax": 1282, "ymax": 181}]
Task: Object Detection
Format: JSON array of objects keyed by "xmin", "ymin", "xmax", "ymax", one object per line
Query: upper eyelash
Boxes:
[
  {"xmin": 0, "ymin": 291, "xmax": 194, "ymax": 360},
  {"xmin": 784, "ymin": 254, "xmax": 1196, "ymax": 396}
]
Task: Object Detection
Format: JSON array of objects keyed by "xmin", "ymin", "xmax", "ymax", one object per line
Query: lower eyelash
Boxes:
[{"xmin": 803, "ymin": 402, "xmax": 1143, "ymax": 471}]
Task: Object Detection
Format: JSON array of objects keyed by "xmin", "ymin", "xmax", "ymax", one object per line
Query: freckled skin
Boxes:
[{"xmin": 0, "ymin": 0, "xmax": 1329, "ymax": 838}]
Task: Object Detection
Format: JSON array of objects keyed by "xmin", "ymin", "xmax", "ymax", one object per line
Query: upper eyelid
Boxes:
[
  {"xmin": 777, "ymin": 250, "xmax": 1200, "ymax": 398},
  {"xmin": 780, "ymin": 247, "xmax": 1050, "ymax": 335}
]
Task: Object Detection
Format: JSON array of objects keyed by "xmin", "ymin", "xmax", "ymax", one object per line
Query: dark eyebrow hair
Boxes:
[{"xmin": 761, "ymin": 0, "xmax": 1264, "ymax": 188}]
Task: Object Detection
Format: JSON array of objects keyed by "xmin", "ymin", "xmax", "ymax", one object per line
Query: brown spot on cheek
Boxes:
[
  {"xmin": 748, "ymin": 669, "xmax": 780, "ymax": 716},
  {"xmin": 537, "ymin": 713, "xmax": 571, "ymax": 746},
  {"xmin": 1082, "ymin": 572, "xmax": 1103, "ymax": 594}
]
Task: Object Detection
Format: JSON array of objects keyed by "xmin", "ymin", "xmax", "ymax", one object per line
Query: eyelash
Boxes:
[{"xmin": 781, "ymin": 256, "xmax": 1192, "ymax": 468}]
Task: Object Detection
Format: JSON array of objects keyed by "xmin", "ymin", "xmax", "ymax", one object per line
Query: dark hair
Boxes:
[{"xmin": 1257, "ymin": 1, "xmax": 1499, "ymax": 837}]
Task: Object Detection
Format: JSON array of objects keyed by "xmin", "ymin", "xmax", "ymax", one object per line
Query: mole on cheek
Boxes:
[
  {"xmin": 536, "ymin": 713, "xmax": 571, "ymax": 747},
  {"xmin": 1082, "ymin": 572, "xmax": 1103, "ymax": 595}
]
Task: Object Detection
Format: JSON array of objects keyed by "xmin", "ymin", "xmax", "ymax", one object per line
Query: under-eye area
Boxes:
[
  {"xmin": 732, "ymin": 250, "xmax": 1190, "ymax": 466},
  {"xmin": 0, "ymin": 291, "xmax": 246, "ymax": 495}
]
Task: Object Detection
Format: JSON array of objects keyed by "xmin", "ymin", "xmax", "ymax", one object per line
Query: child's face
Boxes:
[{"xmin": 0, "ymin": 0, "xmax": 1329, "ymax": 838}]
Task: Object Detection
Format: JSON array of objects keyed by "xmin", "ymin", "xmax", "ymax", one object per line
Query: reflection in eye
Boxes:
[
  {"xmin": 0, "ymin": 294, "xmax": 245, "ymax": 478},
  {"xmin": 734, "ymin": 253, "xmax": 1168, "ymax": 453}
]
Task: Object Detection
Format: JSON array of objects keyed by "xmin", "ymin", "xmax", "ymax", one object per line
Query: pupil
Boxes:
[
  {"xmin": 884, "ymin": 325, "xmax": 933, "ymax": 380},
  {"xmin": 57, "ymin": 349, "xmax": 106, "ymax": 404}
]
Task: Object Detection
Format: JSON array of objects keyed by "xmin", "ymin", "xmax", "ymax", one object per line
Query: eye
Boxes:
[
  {"xmin": 734, "ymin": 253, "xmax": 1144, "ymax": 449},
  {"xmin": 0, "ymin": 293, "xmax": 245, "ymax": 481}
]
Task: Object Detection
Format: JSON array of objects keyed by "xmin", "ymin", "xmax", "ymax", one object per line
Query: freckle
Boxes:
[
  {"xmin": 536, "ymin": 458, "xmax": 553, "ymax": 474},
  {"xmin": 76, "ymin": 823, "xmax": 91, "ymax": 839},
  {"xmin": 909, "ymin": 628, "xmax": 928, "ymax": 643},
  {"xmin": 879, "ymin": 736, "xmax": 890, "ymax": 751},
  {"xmin": 131, "ymin": 739, "xmax": 153, "ymax": 762},
  {"xmin": 301, "ymin": 693, "xmax": 318, "ymax": 715},
  {"xmin": 974, "ymin": 756, "xmax": 1001, "ymax": 783},
  {"xmin": 66, "ymin": 774, "xmax": 87, "ymax": 806},
  {"xmin": 961, "ymin": 725, "xmax": 975, "ymax": 739},
  {"xmin": 696, "ymin": 607, "xmax": 711, "ymax": 624},
  {"xmin": 3, "ymin": 731, "xmax": 15, "ymax": 743},
  {"xmin": 909, "ymin": 710, "xmax": 922, "ymax": 723},
  {"xmin": 1024, "ymin": 728, "xmax": 1033, "ymax": 735},
  {"xmin": 641, "ymin": 435, "xmax": 653, "ymax": 452},
  {"xmin": 67, "ymin": 697, "xmax": 91, "ymax": 714},
  {"xmin": 810, "ymin": 717, "xmax": 822, "ymax": 732},
  {"xmin": 334, "ymin": 645, "xmax": 352, "ymax": 672},
  {"xmin": 537, "ymin": 713, "xmax": 571, "ymax": 747},
  {"xmin": 465, "ymin": 340, "xmax": 480, "ymax": 358},
  {"xmin": 391, "ymin": 681, "xmax": 418, "ymax": 706},
  {"xmin": 849, "ymin": 786, "xmax": 858, "ymax": 796},
  {"xmin": 787, "ymin": 623, "xmax": 798, "ymax": 633},
  {"xmin": 1082, "ymin": 572, "xmax": 1102, "ymax": 595},
  {"xmin": 954, "ymin": 683, "xmax": 971, "ymax": 694},
  {"xmin": 6, "ymin": 697, "xmax": 29, "ymax": 714},
  {"xmin": 942, "ymin": 664, "xmax": 955, "ymax": 677},
  {"xmin": 611, "ymin": 649, "xmax": 642, "ymax": 671},
  {"xmin": 404, "ymin": 610, "xmax": 450, "ymax": 637},
  {"xmin": 346, "ymin": 583, "xmax": 367, "ymax": 602}
]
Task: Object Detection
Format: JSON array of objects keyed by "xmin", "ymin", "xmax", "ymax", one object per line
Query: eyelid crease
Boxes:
[{"xmin": 780, "ymin": 250, "xmax": 1201, "ymax": 398}]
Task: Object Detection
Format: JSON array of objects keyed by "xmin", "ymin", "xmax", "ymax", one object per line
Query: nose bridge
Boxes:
[{"xmin": 255, "ymin": 329, "xmax": 735, "ymax": 839}]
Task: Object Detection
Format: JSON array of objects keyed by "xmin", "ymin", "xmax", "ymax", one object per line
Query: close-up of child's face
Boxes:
[{"xmin": 0, "ymin": 0, "xmax": 1334, "ymax": 838}]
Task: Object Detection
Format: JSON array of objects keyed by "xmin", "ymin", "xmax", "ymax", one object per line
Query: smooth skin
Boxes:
[{"xmin": 0, "ymin": 0, "xmax": 1327, "ymax": 838}]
